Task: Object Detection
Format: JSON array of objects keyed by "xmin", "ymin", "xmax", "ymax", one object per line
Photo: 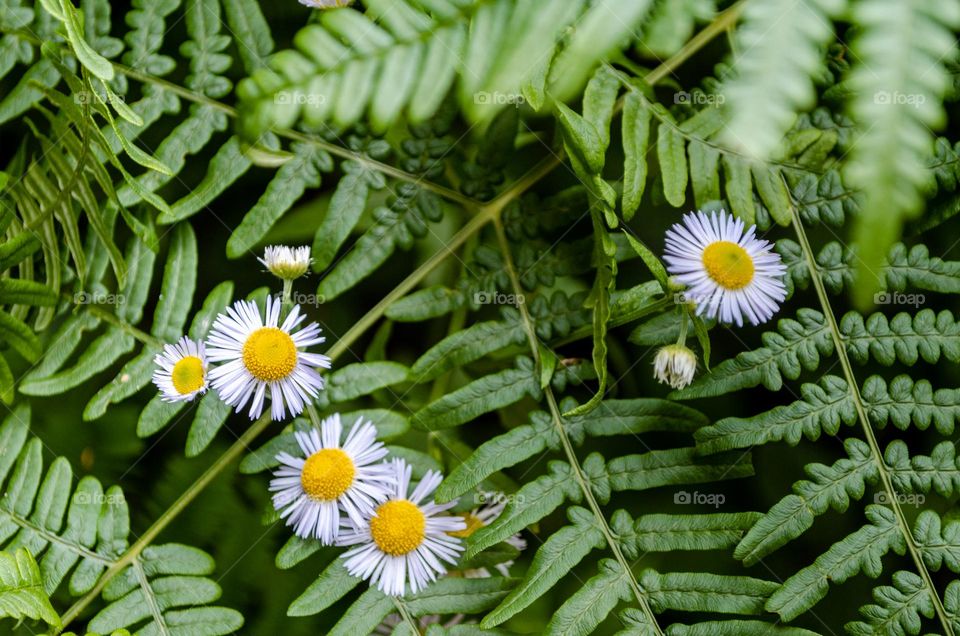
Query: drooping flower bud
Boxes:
[{"xmin": 653, "ymin": 343, "xmax": 698, "ymax": 390}]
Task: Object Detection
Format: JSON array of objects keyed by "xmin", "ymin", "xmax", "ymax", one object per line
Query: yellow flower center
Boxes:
[
  {"xmin": 171, "ymin": 356, "xmax": 205, "ymax": 394},
  {"xmin": 370, "ymin": 499, "xmax": 426, "ymax": 556},
  {"xmin": 242, "ymin": 327, "xmax": 297, "ymax": 382},
  {"xmin": 702, "ymin": 241, "xmax": 755, "ymax": 290},
  {"xmin": 300, "ymin": 449, "xmax": 355, "ymax": 500},
  {"xmin": 447, "ymin": 512, "xmax": 485, "ymax": 538}
]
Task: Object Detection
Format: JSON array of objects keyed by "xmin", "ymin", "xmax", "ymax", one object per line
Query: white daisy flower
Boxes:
[
  {"xmin": 664, "ymin": 210, "xmax": 787, "ymax": 326},
  {"xmin": 206, "ymin": 296, "xmax": 331, "ymax": 421},
  {"xmin": 448, "ymin": 492, "xmax": 527, "ymax": 577},
  {"xmin": 270, "ymin": 414, "xmax": 394, "ymax": 544},
  {"xmin": 338, "ymin": 459, "xmax": 466, "ymax": 596},
  {"xmin": 653, "ymin": 344, "xmax": 698, "ymax": 390},
  {"xmin": 258, "ymin": 245, "xmax": 312, "ymax": 281},
  {"xmin": 152, "ymin": 336, "xmax": 208, "ymax": 402},
  {"xmin": 373, "ymin": 491, "xmax": 525, "ymax": 632}
]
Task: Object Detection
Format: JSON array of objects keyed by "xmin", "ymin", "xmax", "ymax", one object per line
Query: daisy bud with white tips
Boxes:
[
  {"xmin": 259, "ymin": 245, "xmax": 312, "ymax": 282},
  {"xmin": 653, "ymin": 344, "xmax": 698, "ymax": 390}
]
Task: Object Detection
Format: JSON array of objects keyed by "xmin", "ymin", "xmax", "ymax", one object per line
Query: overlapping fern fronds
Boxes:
[
  {"xmin": 2, "ymin": 0, "xmax": 960, "ymax": 634},
  {"xmin": 0, "ymin": 406, "xmax": 242, "ymax": 634}
]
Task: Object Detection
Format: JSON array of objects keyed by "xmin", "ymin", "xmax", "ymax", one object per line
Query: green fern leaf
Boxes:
[
  {"xmin": 482, "ymin": 507, "xmax": 604, "ymax": 627},
  {"xmin": 765, "ymin": 506, "xmax": 907, "ymax": 621},
  {"xmin": 721, "ymin": 0, "xmax": 842, "ymax": 157},
  {"xmin": 642, "ymin": 570, "xmax": 778, "ymax": 615},
  {"xmin": 845, "ymin": 570, "xmax": 934, "ymax": 636},
  {"xmin": 913, "ymin": 511, "xmax": 960, "ymax": 574},
  {"xmin": 411, "ymin": 358, "xmax": 541, "ymax": 431},
  {"xmin": 845, "ymin": 0, "xmax": 960, "ymax": 307},
  {"xmin": 546, "ymin": 559, "xmax": 631, "ymax": 636},
  {"xmin": 0, "ymin": 547, "xmax": 59, "ymax": 627}
]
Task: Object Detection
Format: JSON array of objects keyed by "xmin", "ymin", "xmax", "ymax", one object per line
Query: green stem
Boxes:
[
  {"xmin": 493, "ymin": 217, "xmax": 666, "ymax": 636},
  {"xmin": 393, "ymin": 598, "xmax": 422, "ymax": 636},
  {"xmin": 111, "ymin": 63, "xmax": 476, "ymax": 209},
  {"xmin": 58, "ymin": 411, "xmax": 274, "ymax": 630},
  {"xmin": 644, "ymin": 0, "xmax": 747, "ymax": 86},
  {"xmin": 790, "ymin": 204, "xmax": 954, "ymax": 636},
  {"xmin": 326, "ymin": 153, "xmax": 561, "ymax": 362},
  {"xmin": 73, "ymin": 296, "xmax": 161, "ymax": 348},
  {"xmin": 325, "ymin": 206, "xmax": 494, "ymax": 362}
]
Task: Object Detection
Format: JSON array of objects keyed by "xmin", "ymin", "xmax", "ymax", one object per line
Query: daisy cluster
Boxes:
[
  {"xmin": 151, "ymin": 245, "xmax": 520, "ymax": 597},
  {"xmin": 152, "ymin": 243, "xmax": 329, "ymax": 420}
]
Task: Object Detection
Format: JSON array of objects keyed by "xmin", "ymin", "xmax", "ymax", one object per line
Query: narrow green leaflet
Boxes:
[
  {"xmin": 622, "ymin": 92, "xmax": 651, "ymax": 220},
  {"xmin": 765, "ymin": 506, "xmax": 906, "ymax": 621},
  {"xmin": 546, "ymin": 559, "xmax": 630, "ymax": 636},
  {"xmin": 412, "ymin": 359, "xmax": 541, "ymax": 431},
  {"xmin": 482, "ymin": 508, "xmax": 605, "ymax": 627},
  {"xmin": 658, "ymin": 121, "xmax": 688, "ymax": 207},
  {"xmin": 287, "ymin": 560, "xmax": 358, "ymax": 617}
]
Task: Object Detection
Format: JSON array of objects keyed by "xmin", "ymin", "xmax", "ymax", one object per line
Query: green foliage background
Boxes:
[{"xmin": 2, "ymin": 0, "xmax": 960, "ymax": 634}]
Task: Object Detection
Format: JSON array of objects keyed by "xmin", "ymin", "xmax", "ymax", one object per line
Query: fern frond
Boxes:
[
  {"xmin": 780, "ymin": 239, "xmax": 960, "ymax": 296},
  {"xmin": 844, "ymin": 0, "xmax": 960, "ymax": 306},
  {"xmin": 735, "ymin": 438, "xmax": 877, "ymax": 565},
  {"xmin": 674, "ymin": 308, "xmax": 960, "ymax": 399},
  {"xmin": 0, "ymin": 406, "xmax": 242, "ymax": 634},
  {"xmin": 696, "ymin": 374, "xmax": 960, "ymax": 454},
  {"xmin": 885, "ymin": 440, "xmax": 960, "ymax": 498},
  {"xmin": 236, "ymin": 0, "xmax": 657, "ymax": 136},
  {"xmin": 913, "ymin": 511, "xmax": 960, "ymax": 574},
  {"xmin": 721, "ymin": 0, "xmax": 843, "ymax": 158}
]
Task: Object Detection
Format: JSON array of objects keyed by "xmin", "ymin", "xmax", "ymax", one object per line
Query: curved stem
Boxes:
[
  {"xmin": 492, "ymin": 217, "xmax": 666, "ymax": 636},
  {"xmin": 394, "ymin": 598, "xmax": 422, "ymax": 636},
  {"xmin": 790, "ymin": 203, "xmax": 954, "ymax": 636},
  {"xmin": 57, "ymin": 411, "xmax": 273, "ymax": 630},
  {"xmin": 73, "ymin": 296, "xmax": 161, "ymax": 348}
]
